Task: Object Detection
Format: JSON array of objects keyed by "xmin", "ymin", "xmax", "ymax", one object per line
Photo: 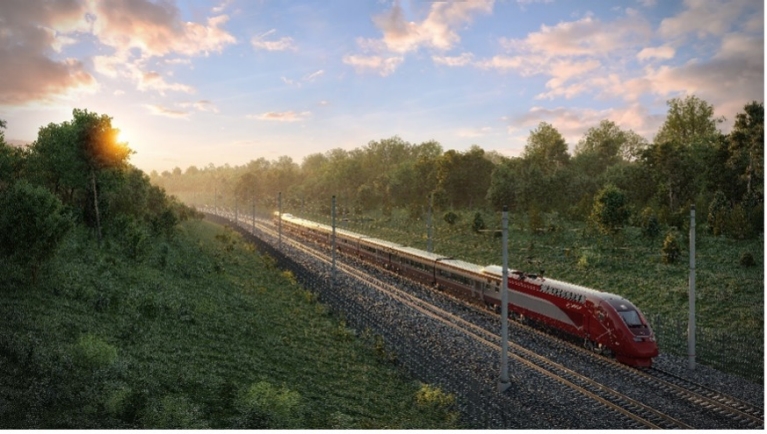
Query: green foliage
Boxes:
[
  {"xmin": 0, "ymin": 220, "xmax": 461, "ymax": 428},
  {"xmin": 523, "ymin": 121, "xmax": 570, "ymax": 173},
  {"xmin": 414, "ymin": 383, "xmax": 459, "ymax": 426},
  {"xmin": 638, "ymin": 207, "xmax": 661, "ymax": 238},
  {"xmin": 590, "ymin": 184, "xmax": 630, "ymax": 235},
  {"xmin": 707, "ymin": 190, "xmax": 729, "ymax": 236},
  {"xmin": 528, "ymin": 205, "xmax": 544, "ymax": 234},
  {"xmin": 471, "ymin": 211, "xmax": 485, "ymax": 233},
  {"xmin": 235, "ymin": 381, "xmax": 304, "ymax": 429},
  {"xmin": 72, "ymin": 333, "xmax": 118, "ymax": 369},
  {"xmin": 655, "ymin": 95, "xmax": 723, "ymax": 146},
  {"xmin": 142, "ymin": 395, "xmax": 209, "ymax": 429},
  {"xmin": 739, "ymin": 252, "xmax": 756, "ymax": 267},
  {"xmin": 443, "ymin": 211, "xmax": 458, "ymax": 225},
  {"xmin": 661, "ymin": 231, "xmax": 682, "ymax": 264},
  {"xmin": 0, "ymin": 180, "xmax": 72, "ymax": 281}
]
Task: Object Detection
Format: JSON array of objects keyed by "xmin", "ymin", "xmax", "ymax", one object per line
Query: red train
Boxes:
[{"xmin": 275, "ymin": 212, "xmax": 659, "ymax": 367}]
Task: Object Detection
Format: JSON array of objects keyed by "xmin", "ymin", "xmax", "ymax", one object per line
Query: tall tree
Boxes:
[
  {"xmin": 728, "ymin": 101, "xmax": 764, "ymax": 196},
  {"xmin": 522, "ymin": 122, "xmax": 570, "ymax": 173},
  {"xmin": 654, "ymin": 95, "xmax": 723, "ymax": 146},
  {"xmin": 72, "ymin": 109, "xmax": 132, "ymax": 246}
]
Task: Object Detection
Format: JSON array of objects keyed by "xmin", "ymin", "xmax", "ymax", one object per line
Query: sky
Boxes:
[{"xmin": 0, "ymin": 0, "xmax": 763, "ymax": 173}]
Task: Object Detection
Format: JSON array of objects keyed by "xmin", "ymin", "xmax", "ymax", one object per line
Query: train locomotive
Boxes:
[{"xmin": 274, "ymin": 212, "xmax": 659, "ymax": 367}]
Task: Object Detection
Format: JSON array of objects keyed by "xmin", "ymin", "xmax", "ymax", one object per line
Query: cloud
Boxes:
[
  {"xmin": 506, "ymin": 104, "xmax": 663, "ymax": 148},
  {"xmin": 138, "ymin": 71, "xmax": 194, "ymax": 94},
  {"xmin": 92, "ymin": 0, "xmax": 236, "ymax": 57},
  {"xmin": 247, "ymin": 111, "xmax": 312, "ymax": 122},
  {"xmin": 640, "ymin": 33, "xmax": 763, "ymax": 124},
  {"xmin": 144, "ymin": 104, "xmax": 190, "ymax": 119},
  {"xmin": 304, "ymin": 69, "xmax": 324, "ymax": 82},
  {"xmin": 659, "ymin": 0, "xmax": 754, "ymax": 40},
  {"xmin": 0, "ymin": 0, "xmax": 97, "ymax": 105},
  {"xmin": 432, "ymin": 52, "xmax": 474, "ymax": 67},
  {"xmin": 636, "ymin": 45, "xmax": 675, "ymax": 61},
  {"xmin": 499, "ymin": 14, "xmax": 652, "ymax": 57},
  {"xmin": 345, "ymin": 0, "xmax": 493, "ymax": 76},
  {"xmin": 372, "ymin": 0, "xmax": 493, "ymax": 53},
  {"xmin": 251, "ymin": 29, "xmax": 297, "ymax": 51},
  {"xmin": 145, "ymin": 100, "xmax": 219, "ymax": 119},
  {"xmin": 179, "ymin": 99, "xmax": 219, "ymax": 113},
  {"xmin": 342, "ymin": 54, "xmax": 404, "ymax": 77},
  {"xmin": 457, "ymin": 126, "xmax": 493, "ymax": 138}
]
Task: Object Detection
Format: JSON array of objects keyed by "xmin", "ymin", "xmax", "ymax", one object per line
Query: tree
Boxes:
[
  {"xmin": 728, "ymin": 101, "xmax": 763, "ymax": 197},
  {"xmin": 523, "ymin": 122, "xmax": 570, "ymax": 173},
  {"xmin": 590, "ymin": 184, "xmax": 630, "ymax": 235},
  {"xmin": 486, "ymin": 158, "xmax": 520, "ymax": 211},
  {"xmin": 436, "ymin": 146, "xmax": 494, "ymax": 209},
  {"xmin": 72, "ymin": 108, "xmax": 132, "ymax": 246},
  {"xmin": 0, "ymin": 181, "xmax": 72, "ymax": 282},
  {"xmin": 0, "ymin": 119, "xmax": 26, "ymax": 189},
  {"xmin": 654, "ymin": 95, "xmax": 723, "ymax": 146}
]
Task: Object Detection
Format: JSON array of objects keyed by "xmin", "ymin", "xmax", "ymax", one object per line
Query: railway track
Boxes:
[{"xmin": 207, "ymin": 209, "xmax": 762, "ymax": 429}]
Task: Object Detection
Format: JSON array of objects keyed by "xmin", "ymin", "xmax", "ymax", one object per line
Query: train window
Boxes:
[{"xmin": 618, "ymin": 310, "xmax": 643, "ymax": 327}]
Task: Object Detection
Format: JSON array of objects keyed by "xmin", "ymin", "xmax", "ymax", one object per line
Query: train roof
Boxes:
[
  {"xmin": 395, "ymin": 246, "xmax": 446, "ymax": 262},
  {"xmin": 480, "ymin": 265, "xmax": 522, "ymax": 278},
  {"xmin": 438, "ymin": 258, "xmax": 486, "ymax": 275},
  {"xmin": 359, "ymin": 236, "xmax": 402, "ymax": 249}
]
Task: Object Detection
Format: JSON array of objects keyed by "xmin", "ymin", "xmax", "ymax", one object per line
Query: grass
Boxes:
[
  {"xmin": 296, "ymin": 207, "xmax": 763, "ymax": 382},
  {"xmin": 0, "ymin": 219, "xmax": 460, "ymax": 429}
]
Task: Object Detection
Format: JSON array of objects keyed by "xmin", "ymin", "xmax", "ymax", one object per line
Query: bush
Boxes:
[
  {"xmin": 443, "ymin": 211, "xmax": 458, "ymax": 226},
  {"xmin": 739, "ymin": 252, "xmax": 756, "ymax": 267},
  {"xmin": 661, "ymin": 232, "xmax": 681, "ymax": 264},
  {"xmin": 0, "ymin": 180, "xmax": 72, "ymax": 282},
  {"xmin": 639, "ymin": 207, "xmax": 661, "ymax": 238},
  {"xmin": 142, "ymin": 395, "xmax": 209, "ymax": 429},
  {"xmin": 73, "ymin": 333, "xmax": 118, "ymax": 369},
  {"xmin": 590, "ymin": 184, "xmax": 630, "ymax": 235},
  {"xmin": 234, "ymin": 381, "xmax": 304, "ymax": 429},
  {"xmin": 471, "ymin": 212, "xmax": 485, "ymax": 233}
]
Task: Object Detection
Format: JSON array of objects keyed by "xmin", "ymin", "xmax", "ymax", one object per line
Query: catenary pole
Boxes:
[
  {"xmin": 688, "ymin": 204, "xmax": 696, "ymax": 370},
  {"xmin": 278, "ymin": 192, "xmax": 282, "ymax": 250},
  {"xmin": 427, "ymin": 193, "xmax": 433, "ymax": 253},
  {"xmin": 499, "ymin": 205, "xmax": 511, "ymax": 392},
  {"xmin": 332, "ymin": 195, "xmax": 337, "ymax": 287}
]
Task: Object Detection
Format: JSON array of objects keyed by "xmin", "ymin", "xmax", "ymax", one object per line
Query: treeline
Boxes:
[
  {"xmin": 0, "ymin": 108, "xmax": 198, "ymax": 284},
  {"xmin": 154, "ymin": 95, "xmax": 763, "ymax": 239}
]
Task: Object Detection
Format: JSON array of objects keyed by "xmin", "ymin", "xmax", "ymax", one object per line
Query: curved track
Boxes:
[{"xmin": 206, "ymin": 209, "xmax": 763, "ymax": 430}]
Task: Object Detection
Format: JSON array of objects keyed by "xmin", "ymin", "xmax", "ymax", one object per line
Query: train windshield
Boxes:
[{"xmin": 618, "ymin": 310, "xmax": 643, "ymax": 327}]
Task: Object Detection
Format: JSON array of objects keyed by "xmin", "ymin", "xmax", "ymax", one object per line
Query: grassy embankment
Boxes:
[
  {"xmin": 0, "ymin": 218, "xmax": 460, "ymax": 429},
  {"xmin": 300, "ymin": 208, "xmax": 763, "ymax": 382}
]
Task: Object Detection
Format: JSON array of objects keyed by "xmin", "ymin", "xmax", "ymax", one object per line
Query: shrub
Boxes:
[
  {"xmin": 142, "ymin": 395, "xmax": 209, "ymax": 429},
  {"xmin": 0, "ymin": 180, "xmax": 72, "ymax": 282},
  {"xmin": 590, "ymin": 184, "xmax": 630, "ymax": 235},
  {"xmin": 739, "ymin": 252, "xmax": 756, "ymax": 267},
  {"xmin": 73, "ymin": 333, "xmax": 118, "ymax": 369},
  {"xmin": 471, "ymin": 212, "xmax": 485, "ymax": 233},
  {"xmin": 639, "ymin": 207, "xmax": 661, "ymax": 238},
  {"xmin": 443, "ymin": 211, "xmax": 458, "ymax": 226},
  {"xmin": 707, "ymin": 190, "xmax": 729, "ymax": 236},
  {"xmin": 235, "ymin": 381, "xmax": 304, "ymax": 429},
  {"xmin": 661, "ymin": 232, "xmax": 681, "ymax": 264}
]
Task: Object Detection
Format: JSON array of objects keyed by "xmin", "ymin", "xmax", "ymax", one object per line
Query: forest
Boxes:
[
  {"xmin": 151, "ymin": 95, "xmax": 764, "ymax": 382},
  {"xmin": 153, "ymin": 95, "xmax": 763, "ymax": 243},
  {"xmin": 0, "ymin": 110, "xmax": 461, "ymax": 428}
]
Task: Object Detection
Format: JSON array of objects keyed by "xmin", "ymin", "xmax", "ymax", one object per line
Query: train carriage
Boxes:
[
  {"xmin": 274, "ymin": 212, "xmax": 658, "ymax": 367},
  {"xmin": 357, "ymin": 236, "xmax": 402, "ymax": 269}
]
